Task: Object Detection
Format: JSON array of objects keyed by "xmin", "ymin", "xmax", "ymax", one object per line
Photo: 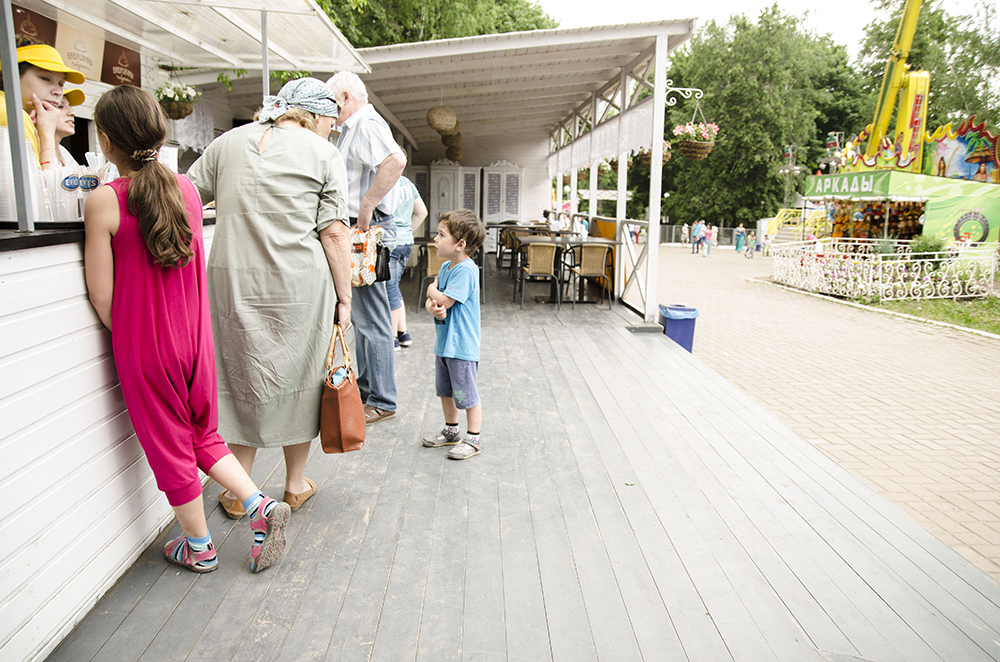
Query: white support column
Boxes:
[
  {"xmin": 588, "ymin": 92, "xmax": 598, "ymax": 228},
  {"xmin": 569, "ymin": 119, "xmax": 578, "ymax": 219},
  {"xmin": 615, "ymin": 69, "xmax": 629, "ymax": 295},
  {"xmin": 554, "ymin": 129, "xmax": 563, "ymax": 214},
  {"xmin": 1, "ymin": 1, "xmax": 35, "ymax": 232},
  {"xmin": 645, "ymin": 34, "xmax": 667, "ymax": 322}
]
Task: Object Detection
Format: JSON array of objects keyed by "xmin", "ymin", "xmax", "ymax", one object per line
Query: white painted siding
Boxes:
[
  {"xmin": 0, "ymin": 227, "xmax": 215, "ymax": 662},
  {"xmin": 415, "ymin": 133, "xmax": 552, "ymax": 221}
]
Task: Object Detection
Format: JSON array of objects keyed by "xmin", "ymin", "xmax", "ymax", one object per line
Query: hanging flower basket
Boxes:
[
  {"xmin": 678, "ymin": 140, "xmax": 714, "ymax": 161},
  {"xmin": 160, "ymin": 100, "xmax": 194, "ymax": 120},
  {"xmin": 640, "ymin": 146, "xmax": 672, "ymax": 166}
]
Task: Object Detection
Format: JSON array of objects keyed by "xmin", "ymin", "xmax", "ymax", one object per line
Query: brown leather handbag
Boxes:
[{"xmin": 320, "ymin": 323, "xmax": 366, "ymax": 453}]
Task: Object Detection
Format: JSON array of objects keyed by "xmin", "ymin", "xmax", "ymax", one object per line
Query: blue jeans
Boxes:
[
  {"xmin": 386, "ymin": 243, "xmax": 412, "ymax": 311},
  {"xmin": 350, "ymin": 212, "xmax": 398, "ymax": 412}
]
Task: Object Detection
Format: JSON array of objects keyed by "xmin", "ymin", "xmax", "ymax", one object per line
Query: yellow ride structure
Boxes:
[{"xmin": 859, "ymin": 0, "xmax": 929, "ymax": 173}]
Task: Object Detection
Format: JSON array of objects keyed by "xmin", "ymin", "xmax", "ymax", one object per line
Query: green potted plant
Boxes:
[
  {"xmin": 673, "ymin": 122, "xmax": 719, "ymax": 161},
  {"xmin": 156, "ymin": 82, "xmax": 200, "ymax": 120}
]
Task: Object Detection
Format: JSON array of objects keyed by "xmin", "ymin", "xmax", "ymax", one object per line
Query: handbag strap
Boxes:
[{"xmin": 325, "ymin": 323, "xmax": 351, "ymax": 373}]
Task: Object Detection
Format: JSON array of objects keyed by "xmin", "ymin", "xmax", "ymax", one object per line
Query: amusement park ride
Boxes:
[{"xmin": 806, "ymin": 0, "xmax": 1000, "ymax": 243}]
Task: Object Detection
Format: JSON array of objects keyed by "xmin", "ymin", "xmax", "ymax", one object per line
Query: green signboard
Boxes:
[
  {"xmin": 805, "ymin": 171, "xmax": 1000, "ymax": 242},
  {"xmin": 804, "ymin": 171, "xmax": 891, "ymax": 198}
]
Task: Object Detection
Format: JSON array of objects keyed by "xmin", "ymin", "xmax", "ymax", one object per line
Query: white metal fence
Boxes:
[{"xmin": 771, "ymin": 238, "xmax": 997, "ymax": 301}]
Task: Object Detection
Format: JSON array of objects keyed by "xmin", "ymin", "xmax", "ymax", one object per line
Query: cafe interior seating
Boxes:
[
  {"xmin": 569, "ymin": 243, "xmax": 612, "ymax": 309},
  {"xmin": 514, "ymin": 242, "xmax": 560, "ymax": 310}
]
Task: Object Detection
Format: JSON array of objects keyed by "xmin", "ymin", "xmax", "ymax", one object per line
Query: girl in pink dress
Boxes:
[{"xmin": 83, "ymin": 85, "xmax": 290, "ymax": 574}]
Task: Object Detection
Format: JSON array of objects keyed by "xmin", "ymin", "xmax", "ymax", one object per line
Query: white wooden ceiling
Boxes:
[
  {"xmin": 359, "ymin": 21, "xmax": 695, "ymax": 146},
  {"xmin": 17, "ymin": 0, "xmax": 367, "ymax": 72}
]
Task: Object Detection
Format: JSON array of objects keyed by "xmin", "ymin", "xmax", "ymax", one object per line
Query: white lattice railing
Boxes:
[{"xmin": 771, "ymin": 238, "xmax": 997, "ymax": 301}]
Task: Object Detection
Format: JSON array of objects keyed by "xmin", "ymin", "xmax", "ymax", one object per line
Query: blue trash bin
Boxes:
[{"xmin": 657, "ymin": 304, "xmax": 699, "ymax": 352}]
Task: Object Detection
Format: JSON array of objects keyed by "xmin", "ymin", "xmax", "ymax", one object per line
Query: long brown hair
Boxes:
[{"xmin": 93, "ymin": 85, "xmax": 192, "ymax": 268}]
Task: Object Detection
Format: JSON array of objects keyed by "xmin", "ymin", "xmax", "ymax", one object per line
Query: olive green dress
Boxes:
[{"xmin": 187, "ymin": 122, "xmax": 349, "ymax": 447}]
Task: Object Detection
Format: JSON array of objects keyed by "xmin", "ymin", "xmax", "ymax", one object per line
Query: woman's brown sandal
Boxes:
[
  {"xmin": 218, "ymin": 490, "xmax": 246, "ymax": 519},
  {"xmin": 283, "ymin": 477, "xmax": 317, "ymax": 511}
]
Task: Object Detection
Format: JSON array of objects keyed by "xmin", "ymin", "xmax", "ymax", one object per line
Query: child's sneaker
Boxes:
[
  {"xmin": 447, "ymin": 439, "xmax": 481, "ymax": 460},
  {"xmin": 394, "ymin": 337, "xmax": 401, "ymax": 351},
  {"xmin": 249, "ymin": 497, "xmax": 291, "ymax": 573},
  {"xmin": 422, "ymin": 427, "xmax": 461, "ymax": 447},
  {"xmin": 164, "ymin": 536, "xmax": 218, "ymax": 574},
  {"xmin": 397, "ymin": 331, "xmax": 413, "ymax": 347}
]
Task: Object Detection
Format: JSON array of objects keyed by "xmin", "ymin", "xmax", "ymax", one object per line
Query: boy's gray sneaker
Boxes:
[
  {"xmin": 447, "ymin": 440, "xmax": 481, "ymax": 460},
  {"xmin": 422, "ymin": 428, "xmax": 461, "ymax": 447}
]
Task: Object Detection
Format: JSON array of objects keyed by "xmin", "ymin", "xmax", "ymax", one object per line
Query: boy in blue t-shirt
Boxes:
[{"xmin": 422, "ymin": 209, "xmax": 486, "ymax": 460}]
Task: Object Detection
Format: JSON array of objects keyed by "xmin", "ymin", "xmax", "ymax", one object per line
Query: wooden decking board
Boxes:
[
  {"xmin": 551, "ymin": 327, "xmax": 772, "ymax": 662},
  {"xmin": 561, "ymin": 327, "xmax": 807, "ymax": 662},
  {"xmin": 502, "ymin": 327, "xmax": 606, "ymax": 661},
  {"xmin": 227, "ymin": 448, "xmax": 360, "ymax": 662},
  {"xmin": 367, "ymin": 341, "xmax": 439, "ymax": 662},
  {"xmin": 618, "ymin": 329, "xmax": 997, "ymax": 661},
  {"xmin": 413, "ymin": 433, "xmax": 469, "ymax": 662},
  {"xmin": 321, "ymin": 345, "xmax": 432, "ymax": 662},
  {"xmin": 167, "ymin": 459, "xmax": 319, "ymax": 662},
  {"xmin": 660, "ymin": 346, "xmax": 1000, "ymax": 661},
  {"xmin": 538, "ymin": 329, "xmax": 696, "ymax": 661},
  {"xmin": 271, "ymin": 424, "xmax": 400, "ymax": 661},
  {"xmin": 44, "ymin": 262, "xmax": 1000, "ymax": 662},
  {"xmin": 597, "ymin": 328, "xmax": 898, "ymax": 661},
  {"xmin": 44, "ymin": 536, "xmax": 175, "ymax": 662},
  {"xmin": 368, "ymin": 448, "xmax": 444, "ymax": 662},
  {"xmin": 522, "ymin": 329, "xmax": 647, "ymax": 661},
  {"xmin": 659, "ymin": 332, "xmax": 999, "ymax": 601},
  {"xmin": 576, "ymin": 327, "xmax": 838, "ymax": 662},
  {"xmin": 485, "ymin": 329, "xmax": 553, "ymax": 661},
  {"xmin": 616, "ymin": 331, "xmax": 943, "ymax": 662}
]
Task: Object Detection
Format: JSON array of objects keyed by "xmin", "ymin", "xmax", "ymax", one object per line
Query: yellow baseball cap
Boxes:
[
  {"xmin": 15, "ymin": 44, "xmax": 85, "ymax": 85},
  {"xmin": 63, "ymin": 88, "xmax": 85, "ymax": 106}
]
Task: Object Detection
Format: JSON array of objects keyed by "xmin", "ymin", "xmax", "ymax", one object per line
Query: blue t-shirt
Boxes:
[
  {"xmin": 392, "ymin": 177, "xmax": 420, "ymax": 246},
  {"xmin": 433, "ymin": 258, "xmax": 480, "ymax": 362}
]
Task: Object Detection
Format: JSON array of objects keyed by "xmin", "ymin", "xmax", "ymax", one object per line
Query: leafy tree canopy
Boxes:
[
  {"xmin": 319, "ymin": 0, "xmax": 558, "ymax": 48},
  {"xmin": 640, "ymin": 5, "xmax": 865, "ymax": 225},
  {"xmin": 856, "ymin": 0, "xmax": 1000, "ymax": 134}
]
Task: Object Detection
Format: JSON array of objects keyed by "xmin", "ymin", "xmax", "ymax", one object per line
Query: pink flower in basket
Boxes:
[{"xmin": 673, "ymin": 122, "xmax": 720, "ymax": 143}]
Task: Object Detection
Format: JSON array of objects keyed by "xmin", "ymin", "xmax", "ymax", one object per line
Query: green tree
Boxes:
[
  {"xmin": 856, "ymin": 0, "xmax": 1000, "ymax": 134},
  {"xmin": 648, "ymin": 5, "xmax": 865, "ymax": 226},
  {"xmin": 318, "ymin": 0, "xmax": 557, "ymax": 49}
]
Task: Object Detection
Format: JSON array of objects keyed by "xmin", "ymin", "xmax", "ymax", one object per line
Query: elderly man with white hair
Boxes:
[{"xmin": 326, "ymin": 71, "xmax": 406, "ymax": 424}]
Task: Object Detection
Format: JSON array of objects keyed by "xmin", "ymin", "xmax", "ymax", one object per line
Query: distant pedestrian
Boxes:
[
  {"xmin": 387, "ymin": 176, "xmax": 428, "ymax": 350},
  {"xmin": 712, "ymin": 225, "xmax": 719, "ymax": 249},
  {"xmin": 762, "ymin": 234, "xmax": 772, "ymax": 259},
  {"xmin": 422, "ymin": 209, "xmax": 487, "ymax": 460},
  {"xmin": 745, "ymin": 231, "xmax": 756, "ymax": 258},
  {"xmin": 681, "ymin": 222, "xmax": 690, "ymax": 247},
  {"xmin": 703, "ymin": 223, "xmax": 713, "ymax": 256},
  {"xmin": 735, "ymin": 223, "xmax": 746, "ymax": 253},
  {"xmin": 692, "ymin": 220, "xmax": 704, "ymax": 254}
]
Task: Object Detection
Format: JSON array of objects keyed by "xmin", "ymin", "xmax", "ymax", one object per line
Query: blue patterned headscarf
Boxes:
[{"xmin": 257, "ymin": 77, "xmax": 339, "ymax": 123}]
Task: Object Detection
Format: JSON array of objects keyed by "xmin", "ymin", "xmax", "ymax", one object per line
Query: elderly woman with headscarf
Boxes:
[{"xmin": 187, "ymin": 77, "xmax": 351, "ymax": 519}]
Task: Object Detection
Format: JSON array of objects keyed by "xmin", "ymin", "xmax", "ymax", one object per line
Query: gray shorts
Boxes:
[{"xmin": 435, "ymin": 356, "xmax": 480, "ymax": 409}]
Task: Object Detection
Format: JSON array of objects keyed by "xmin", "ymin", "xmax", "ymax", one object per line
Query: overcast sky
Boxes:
[{"xmin": 535, "ymin": 0, "xmax": 993, "ymax": 61}]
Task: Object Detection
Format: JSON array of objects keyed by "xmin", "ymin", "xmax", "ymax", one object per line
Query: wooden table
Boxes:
[{"xmin": 516, "ymin": 236, "xmax": 619, "ymax": 304}]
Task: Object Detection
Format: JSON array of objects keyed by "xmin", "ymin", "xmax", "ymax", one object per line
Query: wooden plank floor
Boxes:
[{"xmin": 47, "ymin": 259, "xmax": 1000, "ymax": 662}]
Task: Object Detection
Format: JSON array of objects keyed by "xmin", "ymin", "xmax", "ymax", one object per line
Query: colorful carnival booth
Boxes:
[{"xmin": 803, "ymin": 167, "xmax": 1000, "ymax": 244}]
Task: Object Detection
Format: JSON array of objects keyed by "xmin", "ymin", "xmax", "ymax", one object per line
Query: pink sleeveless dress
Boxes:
[{"xmin": 108, "ymin": 175, "xmax": 231, "ymax": 507}]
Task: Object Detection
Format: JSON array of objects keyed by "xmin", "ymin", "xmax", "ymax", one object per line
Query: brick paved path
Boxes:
[{"xmin": 657, "ymin": 243, "xmax": 1000, "ymax": 581}]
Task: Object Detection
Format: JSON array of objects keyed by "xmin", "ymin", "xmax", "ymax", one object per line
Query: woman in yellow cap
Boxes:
[
  {"xmin": 54, "ymin": 88, "xmax": 85, "ymax": 167},
  {"xmin": 0, "ymin": 36, "xmax": 85, "ymax": 168}
]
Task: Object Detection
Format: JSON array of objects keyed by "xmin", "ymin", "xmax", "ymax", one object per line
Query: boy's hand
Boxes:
[{"xmin": 429, "ymin": 299, "xmax": 447, "ymax": 320}]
